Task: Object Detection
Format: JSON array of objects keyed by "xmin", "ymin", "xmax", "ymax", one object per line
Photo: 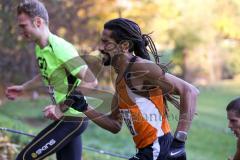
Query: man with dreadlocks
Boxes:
[{"xmin": 70, "ymin": 18, "xmax": 199, "ymax": 160}]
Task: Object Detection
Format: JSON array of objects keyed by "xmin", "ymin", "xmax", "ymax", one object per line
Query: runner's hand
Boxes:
[
  {"xmin": 166, "ymin": 139, "xmax": 186, "ymax": 160},
  {"xmin": 64, "ymin": 90, "xmax": 88, "ymax": 112},
  {"xmin": 43, "ymin": 105, "xmax": 63, "ymax": 120},
  {"xmin": 5, "ymin": 85, "xmax": 24, "ymax": 100}
]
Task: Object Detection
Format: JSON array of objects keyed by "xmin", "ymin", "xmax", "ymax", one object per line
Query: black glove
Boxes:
[
  {"xmin": 166, "ymin": 139, "xmax": 186, "ymax": 160},
  {"xmin": 64, "ymin": 90, "xmax": 88, "ymax": 112}
]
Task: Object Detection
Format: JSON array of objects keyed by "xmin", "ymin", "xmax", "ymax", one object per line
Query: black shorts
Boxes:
[
  {"xmin": 129, "ymin": 133, "xmax": 173, "ymax": 160},
  {"xmin": 16, "ymin": 116, "xmax": 88, "ymax": 160}
]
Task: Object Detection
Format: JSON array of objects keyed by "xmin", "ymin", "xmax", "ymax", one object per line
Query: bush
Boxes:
[{"xmin": 0, "ymin": 133, "xmax": 18, "ymax": 160}]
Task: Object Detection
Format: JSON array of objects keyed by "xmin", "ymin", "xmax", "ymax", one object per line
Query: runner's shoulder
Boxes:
[
  {"xmin": 131, "ymin": 57, "xmax": 160, "ymax": 73},
  {"xmin": 49, "ymin": 34, "xmax": 79, "ymax": 59}
]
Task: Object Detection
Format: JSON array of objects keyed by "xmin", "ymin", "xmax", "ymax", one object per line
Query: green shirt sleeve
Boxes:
[{"xmin": 50, "ymin": 34, "xmax": 87, "ymax": 76}]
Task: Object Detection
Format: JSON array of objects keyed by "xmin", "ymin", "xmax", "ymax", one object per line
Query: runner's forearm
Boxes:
[
  {"xmin": 176, "ymin": 86, "xmax": 198, "ymax": 133},
  {"xmin": 22, "ymin": 74, "xmax": 42, "ymax": 91},
  {"xmin": 83, "ymin": 106, "xmax": 121, "ymax": 134},
  {"xmin": 76, "ymin": 66, "xmax": 98, "ymax": 95}
]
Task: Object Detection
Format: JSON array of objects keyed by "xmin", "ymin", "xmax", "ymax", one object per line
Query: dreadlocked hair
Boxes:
[{"xmin": 104, "ymin": 18, "xmax": 180, "ymax": 113}]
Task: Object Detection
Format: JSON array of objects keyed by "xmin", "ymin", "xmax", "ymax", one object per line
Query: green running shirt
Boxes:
[{"xmin": 35, "ymin": 33, "xmax": 87, "ymax": 115}]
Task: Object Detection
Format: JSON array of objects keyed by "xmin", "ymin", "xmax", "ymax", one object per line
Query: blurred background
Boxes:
[{"xmin": 0, "ymin": 0, "xmax": 240, "ymax": 159}]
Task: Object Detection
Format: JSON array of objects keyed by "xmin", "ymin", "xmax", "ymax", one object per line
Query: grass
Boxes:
[{"xmin": 0, "ymin": 80, "xmax": 239, "ymax": 160}]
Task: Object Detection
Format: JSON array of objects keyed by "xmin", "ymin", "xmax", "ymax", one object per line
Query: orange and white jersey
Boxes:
[{"xmin": 116, "ymin": 77, "xmax": 171, "ymax": 149}]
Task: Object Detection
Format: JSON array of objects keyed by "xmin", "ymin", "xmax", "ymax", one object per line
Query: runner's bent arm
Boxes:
[
  {"xmin": 75, "ymin": 66, "xmax": 98, "ymax": 94},
  {"xmin": 83, "ymin": 93, "xmax": 123, "ymax": 134},
  {"xmin": 6, "ymin": 74, "xmax": 42, "ymax": 100},
  {"xmin": 22, "ymin": 74, "xmax": 42, "ymax": 91},
  {"xmin": 134, "ymin": 62, "xmax": 199, "ymax": 133},
  {"xmin": 163, "ymin": 73, "xmax": 199, "ymax": 133}
]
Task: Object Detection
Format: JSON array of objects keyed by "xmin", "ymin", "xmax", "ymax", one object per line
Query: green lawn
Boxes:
[{"xmin": 0, "ymin": 80, "xmax": 239, "ymax": 160}]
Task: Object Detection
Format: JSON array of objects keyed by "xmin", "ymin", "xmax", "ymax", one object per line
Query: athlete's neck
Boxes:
[
  {"xmin": 112, "ymin": 53, "xmax": 133, "ymax": 74},
  {"xmin": 37, "ymin": 27, "xmax": 50, "ymax": 49},
  {"xmin": 111, "ymin": 54, "xmax": 123, "ymax": 74}
]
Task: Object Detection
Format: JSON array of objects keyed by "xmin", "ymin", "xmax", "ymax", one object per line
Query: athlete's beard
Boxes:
[
  {"xmin": 101, "ymin": 47, "xmax": 123, "ymax": 66},
  {"xmin": 101, "ymin": 51, "xmax": 112, "ymax": 66}
]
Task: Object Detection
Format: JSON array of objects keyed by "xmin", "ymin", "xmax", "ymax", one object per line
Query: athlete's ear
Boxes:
[
  {"xmin": 33, "ymin": 16, "xmax": 42, "ymax": 28},
  {"xmin": 119, "ymin": 40, "xmax": 131, "ymax": 53}
]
